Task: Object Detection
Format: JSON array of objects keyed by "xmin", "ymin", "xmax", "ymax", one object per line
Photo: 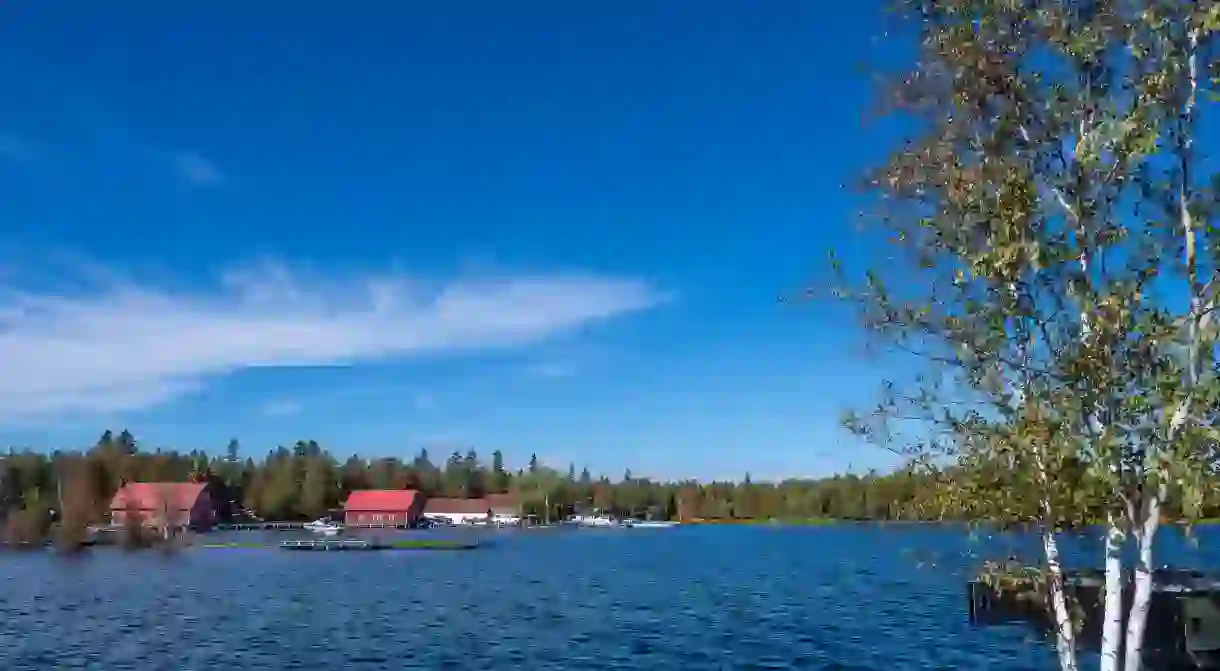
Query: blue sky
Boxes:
[{"xmin": 0, "ymin": 1, "xmax": 909, "ymax": 481}]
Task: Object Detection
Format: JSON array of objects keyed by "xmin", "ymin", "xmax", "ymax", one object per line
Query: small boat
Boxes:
[
  {"xmin": 492, "ymin": 513, "xmax": 522, "ymax": 527},
  {"xmin": 304, "ymin": 518, "xmax": 342, "ymax": 536},
  {"xmin": 567, "ymin": 514, "xmax": 619, "ymax": 528},
  {"xmin": 624, "ymin": 520, "xmax": 678, "ymax": 529}
]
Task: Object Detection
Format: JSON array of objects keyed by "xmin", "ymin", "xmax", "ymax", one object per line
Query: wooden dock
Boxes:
[
  {"xmin": 968, "ymin": 568, "xmax": 1220, "ymax": 669},
  {"xmin": 215, "ymin": 522, "xmax": 419, "ymax": 531},
  {"xmin": 214, "ymin": 521, "xmax": 306, "ymax": 531},
  {"xmin": 278, "ymin": 538, "xmax": 480, "ymax": 552},
  {"xmin": 281, "ymin": 539, "xmax": 375, "ymax": 551}
]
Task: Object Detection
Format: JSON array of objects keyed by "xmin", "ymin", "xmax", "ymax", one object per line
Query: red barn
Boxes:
[
  {"xmin": 110, "ymin": 482, "xmax": 217, "ymax": 531},
  {"xmin": 343, "ymin": 490, "xmax": 424, "ymax": 527}
]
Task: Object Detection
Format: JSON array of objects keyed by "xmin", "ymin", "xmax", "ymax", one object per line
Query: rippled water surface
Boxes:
[{"xmin": 5, "ymin": 524, "xmax": 1216, "ymax": 670}]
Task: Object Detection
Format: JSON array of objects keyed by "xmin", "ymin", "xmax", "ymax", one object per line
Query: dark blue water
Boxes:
[{"xmin": 2, "ymin": 524, "xmax": 1217, "ymax": 670}]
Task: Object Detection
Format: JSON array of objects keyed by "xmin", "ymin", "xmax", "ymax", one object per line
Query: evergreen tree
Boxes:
[{"xmin": 116, "ymin": 430, "xmax": 136, "ymax": 456}]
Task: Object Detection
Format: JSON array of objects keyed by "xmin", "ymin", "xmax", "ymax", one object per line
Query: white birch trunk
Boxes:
[
  {"xmin": 1041, "ymin": 524, "xmax": 1079, "ymax": 671},
  {"xmin": 1123, "ymin": 492, "xmax": 1162, "ymax": 671},
  {"xmin": 1031, "ymin": 430, "xmax": 1077, "ymax": 671},
  {"xmin": 1100, "ymin": 517, "xmax": 1125, "ymax": 671},
  {"xmin": 1006, "ymin": 261, "xmax": 1079, "ymax": 670},
  {"xmin": 1122, "ymin": 21, "xmax": 1201, "ymax": 671}
]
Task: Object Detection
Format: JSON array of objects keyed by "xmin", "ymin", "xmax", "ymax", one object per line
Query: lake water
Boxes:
[{"xmin": 3, "ymin": 524, "xmax": 1218, "ymax": 670}]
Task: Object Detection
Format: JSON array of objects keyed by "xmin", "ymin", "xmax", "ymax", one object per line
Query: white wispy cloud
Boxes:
[
  {"xmin": 0, "ymin": 134, "xmax": 42, "ymax": 161},
  {"xmin": 412, "ymin": 393, "xmax": 436, "ymax": 410},
  {"xmin": 0, "ymin": 260, "xmax": 662, "ymax": 421},
  {"xmin": 262, "ymin": 399, "xmax": 302, "ymax": 417},
  {"xmin": 172, "ymin": 151, "xmax": 224, "ymax": 186},
  {"xmin": 523, "ymin": 361, "xmax": 576, "ymax": 379}
]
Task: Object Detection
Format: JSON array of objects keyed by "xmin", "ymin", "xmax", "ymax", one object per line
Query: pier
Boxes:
[
  {"xmin": 968, "ymin": 568, "xmax": 1220, "ymax": 669},
  {"xmin": 214, "ymin": 522, "xmax": 419, "ymax": 531},
  {"xmin": 281, "ymin": 539, "xmax": 376, "ymax": 551},
  {"xmin": 277, "ymin": 538, "xmax": 480, "ymax": 552},
  {"xmin": 214, "ymin": 521, "xmax": 306, "ymax": 531}
]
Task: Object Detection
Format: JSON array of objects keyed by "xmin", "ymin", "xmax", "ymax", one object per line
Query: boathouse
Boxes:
[
  {"xmin": 110, "ymin": 482, "xmax": 219, "ymax": 531},
  {"xmin": 423, "ymin": 497, "xmax": 492, "ymax": 525},
  {"xmin": 343, "ymin": 490, "xmax": 424, "ymax": 527}
]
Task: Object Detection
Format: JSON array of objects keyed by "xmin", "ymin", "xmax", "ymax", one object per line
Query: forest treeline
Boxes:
[
  {"xmin": 5, "ymin": 430, "xmax": 1220, "ymax": 542},
  {"xmin": 1, "ymin": 429, "xmax": 934, "ymax": 535}
]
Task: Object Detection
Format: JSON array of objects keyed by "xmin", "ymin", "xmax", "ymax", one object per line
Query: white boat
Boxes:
[
  {"xmin": 567, "ymin": 514, "xmax": 619, "ymax": 528},
  {"xmin": 624, "ymin": 520, "xmax": 678, "ymax": 529},
  {"xmin": 304, "ymin": 518, "xmax": 342, "ymax": 536}
]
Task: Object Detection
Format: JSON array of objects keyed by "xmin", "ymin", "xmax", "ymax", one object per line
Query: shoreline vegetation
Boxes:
[
  {"xmin": 0, "ymin": 429, "xmax": 943, "ymax": 552},
  {"xmin": 7, "ymin": 429, "xmax": 1220, "ymax": 553}
]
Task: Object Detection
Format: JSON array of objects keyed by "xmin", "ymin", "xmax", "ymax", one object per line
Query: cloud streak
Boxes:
[
  {"xmin": 523, "ymin": 361, "xmax": 576, "ymax": 379},
  {"xmin": 0, "ymin": 261, "xmax": 661, "ymax": 421},
  {"xmin": 0, "ymin": 134, "xmax": 42, "ymax": 161},
  {"xmin": 172, "ymin": 151, "xmax": 224, "ymax": 186},
  {"xmin": 262, "ymin": 399, "xmax": 303, "ymax": 417}
]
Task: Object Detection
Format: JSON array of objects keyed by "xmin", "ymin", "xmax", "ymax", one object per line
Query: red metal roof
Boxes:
[
  {"xmin": 110, "ymin": 482, "xmax": 207, "ymax": 511},
  {"xmin": 486, "ymin": 492, "xmax": 518, "ymax": 512},
  {"xmin": 344, "ymin": 489, "xmax": 422, "ymax": 512},
  {"xmin": 423, "ymin": 497, "xmax": 490, "ymax": 514}
]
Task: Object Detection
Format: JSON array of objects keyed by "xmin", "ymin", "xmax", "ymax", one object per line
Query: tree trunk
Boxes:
[
  {"xmin": 1028, "ymin": 423, "xmax": 1077, "ymax": 671},
  {"xmin": 1042, "ymin": 525, "xmax": 1079, "ymax": 671},
  {"xmin": 1123, "ymin": 494, "xmax": 1162, "ymax": 671},
  {"xmin": 1100, "ymin": 518, "xmax": 1125, "ymax": 671}
]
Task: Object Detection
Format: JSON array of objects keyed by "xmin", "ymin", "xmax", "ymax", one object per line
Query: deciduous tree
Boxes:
[{"xmin": 840, "ymin": 2, "xmax": 1220, "ymax": 669}]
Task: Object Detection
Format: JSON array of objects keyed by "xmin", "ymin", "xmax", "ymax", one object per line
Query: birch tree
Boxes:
[{"xmin": 840, "ymin": 1, "xmax": 1220, "ymax": 669}]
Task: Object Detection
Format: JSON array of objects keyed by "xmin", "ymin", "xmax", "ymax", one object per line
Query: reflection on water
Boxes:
[{"xmin": 4, "ymin": 524, "xmax": 1213, "ymax": 670}]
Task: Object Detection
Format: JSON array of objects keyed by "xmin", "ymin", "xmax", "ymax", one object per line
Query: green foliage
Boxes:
[
  {"xmin": 0, "ymin": 430, "xmax": 1008, "ymax": 540},
  {"xmin": 841, "ymin": 0, "xmax": 1220, "ymax": 537}
]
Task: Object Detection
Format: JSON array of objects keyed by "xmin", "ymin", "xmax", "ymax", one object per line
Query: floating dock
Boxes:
[
  {"xmin": 278, "ymin": 539, "xmax": 479, "ymax": 552},
  {"xmin": 214, "ymin": 522, "xmax": 306, "ymax": 531},
  {"xmin": 214, "ymin": 522, "xmax": 420, "ymax": 531},
  {"xmin": 968, "ymin": 568, "xmax": 1220, "ymax": 669},
  {"xmin": 281, "ymin": 539, "xmax": 376, "ymax": 551}
]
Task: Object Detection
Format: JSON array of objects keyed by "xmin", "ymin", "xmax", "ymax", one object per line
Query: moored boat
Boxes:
[
  {"xmin": 303, "ymin": 518, "xmax": 342, "ymax": 536},
  {"xmin": 566, "ymin": 513, "xmax": 619, "ymax": 528},
  {"xmin": 623, "ymin": 520, "xmax": 678, "ymax": 529}
]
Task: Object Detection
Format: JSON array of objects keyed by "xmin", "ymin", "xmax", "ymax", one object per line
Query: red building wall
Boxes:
[
  {"xmin": 110, "ymin": 483, "xmax": 216, "ymax": 530},
  {"xmin": 342, "ymin": 490, "xmax": 426, "ymax": 526},
  {"xmin": 345, "ymin": 511, "xmax": 412, "ymax": 526}
]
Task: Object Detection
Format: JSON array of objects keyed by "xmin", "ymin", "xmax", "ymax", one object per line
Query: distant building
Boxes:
[
  {"xmin": 343, "ymin": 490, "xmax": 424, "ymax": 527},
  {"xmin": 110, "ymin": 482, "xmax": 218, "ymax": 532},
  {"xmin": 423, "ymin": 497, "xmax": 491, "ymax": 525}
]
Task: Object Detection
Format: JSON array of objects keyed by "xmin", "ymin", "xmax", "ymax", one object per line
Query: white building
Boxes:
[{"xmin": 423, "ymin": 498, "xmax": 491, "ymax": 525}]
